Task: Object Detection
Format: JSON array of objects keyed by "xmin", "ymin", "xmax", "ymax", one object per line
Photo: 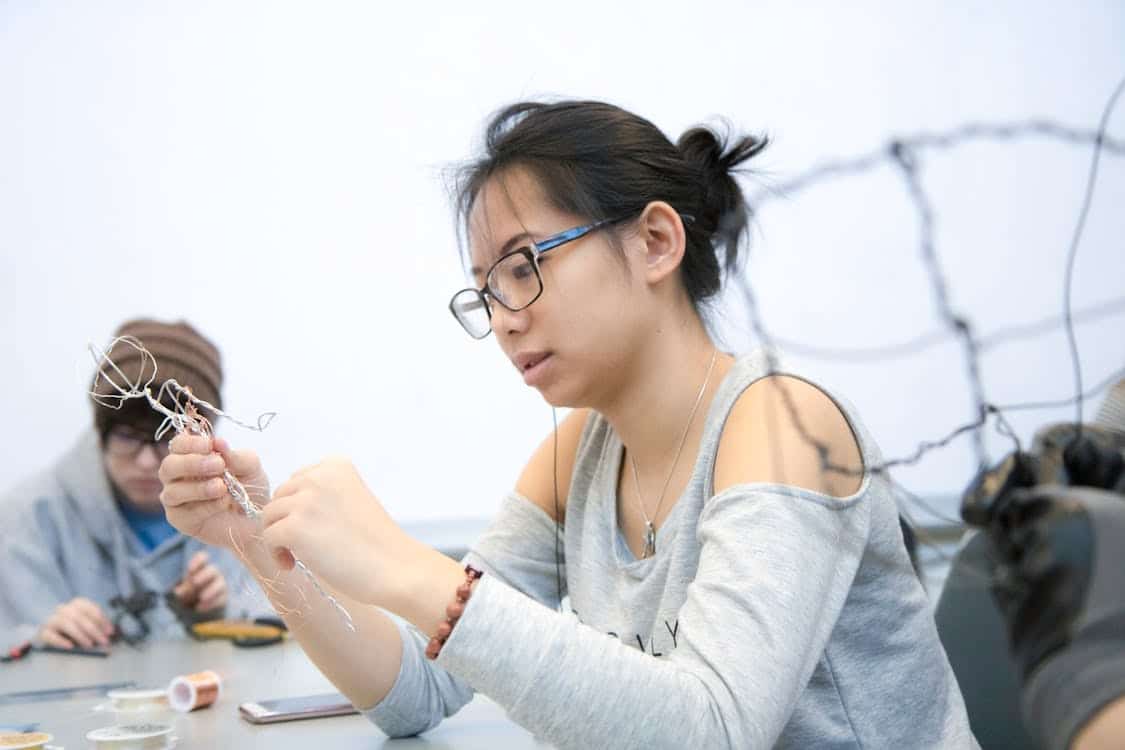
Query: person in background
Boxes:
[
  {"xmin": 984, "ymin": 377, "xmax": 1125, "ymax": 750},
  {"xmin": 0, "ymin": 319, "xmax": 255, "ymax": 649}
]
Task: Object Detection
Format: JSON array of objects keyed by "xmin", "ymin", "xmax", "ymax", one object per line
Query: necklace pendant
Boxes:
[{"xmin": 642, "ymin": 522, "xmax": 656, "ymax": 559}]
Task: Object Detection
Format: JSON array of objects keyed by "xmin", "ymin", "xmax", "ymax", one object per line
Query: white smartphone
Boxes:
[{"xmin": 239, "ymin": 692, "xmax": 358, "ymax": 724}]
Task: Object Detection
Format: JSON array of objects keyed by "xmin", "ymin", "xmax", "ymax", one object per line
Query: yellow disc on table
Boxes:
[
  {"xmin": 0, "ymin": 733, "xmax": 53, "ymax": 750},
  {"xmin": 191, "ymin": 620, "xmax": 284, "ymax": 641}
]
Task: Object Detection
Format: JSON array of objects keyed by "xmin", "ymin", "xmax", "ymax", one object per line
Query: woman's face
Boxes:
[{"xmin": 467, "ymin": 169, "xmax": 648, "ymax": 408}]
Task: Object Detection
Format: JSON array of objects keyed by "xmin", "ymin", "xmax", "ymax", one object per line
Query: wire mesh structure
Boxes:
[{"xmin": 733, "ymin": 74, "xmax": 1125, "ymax": 584}]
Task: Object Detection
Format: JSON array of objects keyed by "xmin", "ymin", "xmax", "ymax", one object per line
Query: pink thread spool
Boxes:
[{"xmin": 167, "ymin": 670, "xmax": 222, "ymax": 713}]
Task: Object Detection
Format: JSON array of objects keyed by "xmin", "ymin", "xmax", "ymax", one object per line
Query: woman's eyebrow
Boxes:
[{"xmin": 469, "ymin": 231, "xmax": 535, "ymax": 277}]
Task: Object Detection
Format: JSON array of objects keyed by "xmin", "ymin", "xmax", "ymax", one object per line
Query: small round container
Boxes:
[
  {"xmin": 106, "ymin": 688, "xmax": 175, "ymax": 726},
  {"xmin": 167, "ymin": 670, "xmax": 221, "ymax": 713},
  {"xmin": 0, "ymin": 732, "xmax": 53, "ymax": 750},
  {"xmin": 86, "ymin": 723, "xmax": 175, "ymax": 750}
]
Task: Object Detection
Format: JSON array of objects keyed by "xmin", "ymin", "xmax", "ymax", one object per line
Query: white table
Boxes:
[{"xmin": 0, "ymin": 638, "xmax": 544, "ymax": 748}]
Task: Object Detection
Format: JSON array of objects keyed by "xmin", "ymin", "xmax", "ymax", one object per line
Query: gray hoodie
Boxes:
[{"xmin": 0, "ymin": 430, "xmax": 259, "ymax": 646}]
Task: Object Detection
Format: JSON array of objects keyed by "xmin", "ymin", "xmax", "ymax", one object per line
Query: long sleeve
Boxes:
[
  {"xmin": 0, "ymin": 480, "xmax": 265, "ymax": 644},
  {"xmin": 434, "ymin": 485, "xmax": 871, "ymax": 749},
  {"xmin": 364, "ymin": 491, "xmax": 565, "ymax": 737},
  {"xmin": 0, "ymin": 496, "xmax": 75, "ymax": 644}
]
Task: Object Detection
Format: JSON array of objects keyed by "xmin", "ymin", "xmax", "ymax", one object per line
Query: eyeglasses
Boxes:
[
  {"xmin": 448, "ymin": 216, "xmax": 628, "ymax": 340},
  {"xmin": 105, "ymin": 427, "xmax": 171, "ymax": 460}
]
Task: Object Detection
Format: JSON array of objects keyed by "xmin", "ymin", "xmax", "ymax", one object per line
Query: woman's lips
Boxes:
[{"xmin": 520, "ymin": 353, "xmax": 553, "ymax": 386}]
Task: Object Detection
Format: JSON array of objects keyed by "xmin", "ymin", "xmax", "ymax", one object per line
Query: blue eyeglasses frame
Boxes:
[{"xmin": 448, "ymin": 212, "xmax": 695, "ymax": 339}]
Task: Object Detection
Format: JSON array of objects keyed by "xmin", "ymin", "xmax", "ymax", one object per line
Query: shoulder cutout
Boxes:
[
  {"xmin": 713, "ymin": 375, "xmax": 864, "ymax": 498},
  {"xmin": 514, "ymin": 408, "xmax": 591, "ymax": 523}
]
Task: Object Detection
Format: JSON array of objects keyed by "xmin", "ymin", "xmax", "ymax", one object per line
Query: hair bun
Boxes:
[
  {"xmin": 677, "ymin": 125, "xmax": 766, "ymax": 181},
  {"xmin": 676, "ymin": 124, "xmax": 768, "ymax": 264}
]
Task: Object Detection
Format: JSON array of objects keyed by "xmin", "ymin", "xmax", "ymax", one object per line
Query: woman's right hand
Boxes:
[{"xmin": 158, "ymin": 434, "xmax": 270, "ymax": 552}]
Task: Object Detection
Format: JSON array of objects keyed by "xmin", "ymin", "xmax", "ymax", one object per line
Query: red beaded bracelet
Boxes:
[{"xmin": 425, "ymin": 564, "xmax": 484, "ymax": 660}]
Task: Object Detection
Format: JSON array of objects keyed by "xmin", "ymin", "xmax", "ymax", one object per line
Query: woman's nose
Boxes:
[{"xmin": 490, "ymin": 301, "xmax": 530, "ymax": 337}]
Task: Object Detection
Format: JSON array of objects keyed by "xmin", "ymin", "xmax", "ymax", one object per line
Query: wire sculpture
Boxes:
[{"xmin": 89, "ymin": 335, "xmax": 355, "ymax": 631}]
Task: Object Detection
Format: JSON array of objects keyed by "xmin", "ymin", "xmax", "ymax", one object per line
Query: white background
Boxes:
[{"xmin": 2, "ymin": 1, "xmax": 1123, "ymax": 525}]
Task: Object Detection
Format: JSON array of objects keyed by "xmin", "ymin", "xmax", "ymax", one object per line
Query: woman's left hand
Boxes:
[{"xmin": 262, "ymin": 457, "xmax": 427, "ymax": 607}]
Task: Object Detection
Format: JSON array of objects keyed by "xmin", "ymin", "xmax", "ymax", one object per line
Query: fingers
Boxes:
[
  {"xmin": 40, "ymin": 626, "xmax": 73, "ymax": 649},
  {"xmin": 173, "ymin": 579, "xmax": 195, "ymax": 604},
  {"xmin": 261, "ymin": 493, "xmax": 300, "ymax": 528},
  {"xmin": 175, "ymin": 559, "xmax": 202, "ymax": 605},
  {"xmin": 159, "ymin": 453, "xmax": 226, "ymax": 485},
  {"xmin": 196, "ymin": 574, "xmax": 228, "ymax": 611},
  {"xmin": 214, "ymin": 440, "xmax": 262, "ymax": 479},
  {"xmin": 159, "ymin": 452, "xmax": 229, "ymax": 513},
  {"xmin": 164, "ymin": 437, "xmax": 264, "ymax": 498},
  {"xmin": 273, "ymin": 456, "xmax": 352, "ymax": 500},
  {"xmin": 261, "ymin": 504, "xmax": 301, "ymax": 569},
  {"xmin": 69, "ymin": 601, "xmax": 112, "ymax": 648},
  {"xmin": 170, "ymin": 496, "xmax": 236, "ymax": 536},
  {"xmin": 161, "ymin": 476, "xmax": 229, "ymax": 508},
  {"xmin": 170, "ymin": 433, "xmax": 213, "ymax": 456},
  {"xmin": 179, "ymin": 562, "xmax": 226, "ymax": 611},
  {"xmin": 175, "ymin": 558, "xmax": 227, "ymax": 610},
  {"xmin": 42, "ymin": 599, "xmax": 113, "ymax": 649},
  {"xmin": 59, "ymin": 614, "xmax": 103, "ymax": 648},
  {"xmin": 273, "ymin": 465, "xmax": 319, "ymax": 500},
  {"xmin": 187, "ymin": 550, "xmax": 209, "ymax": 575},
  {"xmin": 272, "ymin": 463, "xmax": 328, "ymax": 499},
  {"xmin": 272, "ymin": 477, "xmax": 300, "ymax": 501},
  {"xmin": 39, "ymin": 610, "xmax": 76, "ymax": 648},
  {"xmin": 190, "ymin": 562, "xmax": 220, "ymax": 591},
  {"xmin": 164, "ymin": 439, "xmax": 259, "ymax": 484},
  {"xmin": 72, "ymin": 598, "xmax": 113, "ymax": 635}
]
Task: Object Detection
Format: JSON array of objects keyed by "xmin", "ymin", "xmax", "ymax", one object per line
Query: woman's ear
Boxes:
[{"xmin": 636, "ymin": 201, "xmax": 687, "ymax": 286}]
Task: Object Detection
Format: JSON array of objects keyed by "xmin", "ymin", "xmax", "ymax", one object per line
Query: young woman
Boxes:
[{"xmin": 158, "ymin": 100, "xmax": 977, "ymax": 748}]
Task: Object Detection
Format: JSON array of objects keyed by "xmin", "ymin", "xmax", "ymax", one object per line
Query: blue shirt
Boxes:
[{"xmin": 117, "ymin": 500, "xmax": 178, "ymax": 552}]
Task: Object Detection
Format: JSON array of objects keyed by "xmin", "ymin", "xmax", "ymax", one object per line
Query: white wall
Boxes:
[{"xmin": 1, "ymin": 1, "xmax": 1122, "ymax": 524}]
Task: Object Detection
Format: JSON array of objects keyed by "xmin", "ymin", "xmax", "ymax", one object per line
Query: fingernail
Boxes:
[{"xmin": 204, "ymin": 456, "xmax": 224, "ymax": 473}]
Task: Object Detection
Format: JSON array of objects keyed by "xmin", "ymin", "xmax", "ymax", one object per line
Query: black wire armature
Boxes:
[
  {"xmin": 1063, "ymin": 76, "xmax": 1125, "ymax": 438},
  {"xmin": 768, "ymin": 294, "xmax": 1125, "ymax": 364},
  {"xmin": 734, "ymin": 74, "xmax": 1125, "ymax": 493}
]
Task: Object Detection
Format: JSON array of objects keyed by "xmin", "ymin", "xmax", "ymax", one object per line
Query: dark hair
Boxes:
[
  {"xmin": 94, "ymin": 397, "xmax": 168, "ymax": 443},
  {"xmin": 454, "ymin": 100, "xmax": 768, "ymax": 308}
]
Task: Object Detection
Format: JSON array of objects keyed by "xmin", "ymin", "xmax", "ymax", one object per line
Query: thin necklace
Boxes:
[{"xmin": 628, "ymin": 348, "xmax": 719, "ymax": 559}]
